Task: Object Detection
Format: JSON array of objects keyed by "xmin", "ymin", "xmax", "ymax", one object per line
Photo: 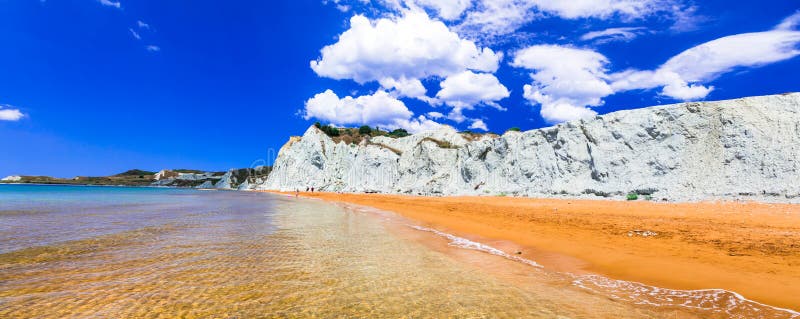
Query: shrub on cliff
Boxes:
[
  {"xmin": 359, "ymin": 125, "xmax": 372, "ymax": 135},
  {"xmin": 315, "ymin": 123, "xmax": 341, "ymax": 137},
  {"xmin": 389, "ymin": 129, "xmax": 409, "ymax": 138},
  {"xmin": 326, "ymin": 126, "xmax": 340, "ymax": 137}
]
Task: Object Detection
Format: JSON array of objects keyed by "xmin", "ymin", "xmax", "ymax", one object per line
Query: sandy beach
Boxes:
[{"xmin": 270, "ymin": 191, "xmax": 800, "ymax": 310}]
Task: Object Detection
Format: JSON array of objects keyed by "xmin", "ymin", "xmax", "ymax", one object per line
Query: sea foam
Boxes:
[
  {"xmin": 409, "ymin": 224, "xmax": 800, "ymax": 319},
  {"xmin": 408, "ymin": 225, "xmax": 542, "ymax": 268}
]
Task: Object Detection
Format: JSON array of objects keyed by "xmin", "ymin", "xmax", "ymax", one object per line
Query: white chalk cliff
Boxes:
[{"xmin": 258, "ymin": 93, "xmax": 800, "ymax": 202}]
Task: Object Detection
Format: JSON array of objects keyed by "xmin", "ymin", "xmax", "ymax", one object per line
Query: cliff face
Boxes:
[{"xmin": 258, "ymin": 93, "xmax": 800, "ymax": 202}]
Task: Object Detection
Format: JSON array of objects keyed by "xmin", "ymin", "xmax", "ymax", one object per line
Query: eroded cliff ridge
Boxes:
[{"xmin": 258, "ymin": 93, "xmax": 800, "ymax": 201}]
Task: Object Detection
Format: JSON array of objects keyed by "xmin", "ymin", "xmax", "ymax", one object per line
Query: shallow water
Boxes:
[{"xmin": 0, "ymin": 185, "xmax": 795, "ymax": 318}]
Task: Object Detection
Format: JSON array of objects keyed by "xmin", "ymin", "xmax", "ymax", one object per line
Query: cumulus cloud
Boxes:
[
  {"xmin": 310, "ymin": 11, "xmax": 501, "ymax": 87},
  {"xmin": 426, "ymin": 111, "xmax": 445, "ymax": 119},
  {"xmin": 304, "ymin": 9, "xmax": 517, "ymax": 130},
  {"xmin": 98, "ymin": 0, "xmax": 121, "ymax": 9},
  {"xmin": 581, "ymin": 27, "xmax": 647, "ymax": 43},
  {"xmin": 377, "ymin": 77, "xmax": 429, "ymax": 100},
  {"xmin": 512, "ymin": 45, "xmax": 612, "ymax": 123},
  {"xmin": 0, "ymin": 105, "xmax": 25, "ymax": 121},
  {"xmin": 146, "ymin": 45, "xmax": 161, "ymax": 52},
  {"xmin": 468, "ymin": 119, "xmax": 488, "ymax": 131},
  {"xmin": 513, "ymin": 17, "xmax": 800, "ymax": 124},
  {"xmin": 435, "ymin": 70, "xmax": 509, "ymax": 122},
  {"xmin": 303, "ymin": 90, "xmax": 441, "ymax": 133}
]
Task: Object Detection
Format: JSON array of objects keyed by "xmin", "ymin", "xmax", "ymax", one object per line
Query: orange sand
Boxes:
[{"xmin": 266, "ymin": 191, "xmax": 800, "ymax": 309}]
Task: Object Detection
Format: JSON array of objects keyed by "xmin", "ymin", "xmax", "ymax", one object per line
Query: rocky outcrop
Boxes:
[
  {"xmin": 258, "ymin": 93, "xmax": 800, "ymax": 202},
  {"xmin": 214, "ymin": 167, "xmax": 272, "ymax": 190},
  {"xmin": 149, "ymin": 168, "xmax": 271, "ymax": 189},
  {"xmin": 152, "ymin": 169, "xmax": 224, "ymax": 187},
  {"xmin": 154, "ymin": 170, "xmax": 220, "ymax": 182},
  {"xmin": 195, "ymin": 180, "xmax": 216, "ymax": 189}
]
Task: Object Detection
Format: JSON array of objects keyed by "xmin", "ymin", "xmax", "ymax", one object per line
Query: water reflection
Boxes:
[{"xmin": 0, "ymin": 189, "xmax": 782, "ymax": 318}]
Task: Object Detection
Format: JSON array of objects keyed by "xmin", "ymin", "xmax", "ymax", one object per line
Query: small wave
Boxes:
[
  {"xmin": 572, "ymin": 275, "xmax": 800, "ymax": 319},
  {"xmin": 408, "ymin": 225, "xmax": 799, "ymax": 319},
  {"xmin": 408, "ymin": 225, "xmax": 542, "ymax": 268}
]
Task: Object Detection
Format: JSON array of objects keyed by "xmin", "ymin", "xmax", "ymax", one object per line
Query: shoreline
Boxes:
[
  {"xmin": 0, "ymin": 183, "xmax": 224, "ymax": 190},
  {"xmin": 262, "ymin": 190, "xmax": 800, "ymax": 310}
]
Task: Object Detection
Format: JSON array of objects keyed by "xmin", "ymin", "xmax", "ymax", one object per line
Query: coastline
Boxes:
[
  {"xmin": 262, "ymin": 191, "xmax": 800, "ymax": 310},
  {"xmin": 0, "ymin": 183, "xmax": 225, "ymax": 190}
]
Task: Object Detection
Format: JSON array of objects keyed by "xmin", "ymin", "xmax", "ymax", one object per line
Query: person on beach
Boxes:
[
  {"xmin": 311, "ymin": 187, "xmax": 314, "ymax": 193},
  {"xmin": 295, "ymin": 189, "xmax": 299, "ymax": 197}
]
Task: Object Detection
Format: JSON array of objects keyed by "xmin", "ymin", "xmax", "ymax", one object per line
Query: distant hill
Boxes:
[
  {"xmin": 114, "ymin": 169, "xmax": 157, "ymax": 177},
  {"xmin": 0, "ymin": 168, "xmax": 234, "ymax": 188},
  {"xmin": 1, "ymin": 173, "xmax": 155, "ymax": 187}
]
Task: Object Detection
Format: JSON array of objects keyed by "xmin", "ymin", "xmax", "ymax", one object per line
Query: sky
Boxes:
[{"xmin": 1, "ymin": 0, "xmax": 799, "ymax": 177}]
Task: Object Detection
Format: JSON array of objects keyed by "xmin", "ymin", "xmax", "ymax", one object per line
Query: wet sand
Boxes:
[{"xmin": 272, "ymin": 191, "xmax": 800, "ymax": 310}]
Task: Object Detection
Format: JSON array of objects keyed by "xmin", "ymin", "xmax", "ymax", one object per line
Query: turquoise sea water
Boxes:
[{"xmin": 0, "ymin": 184, "xmax": 277, "ymax": 254}]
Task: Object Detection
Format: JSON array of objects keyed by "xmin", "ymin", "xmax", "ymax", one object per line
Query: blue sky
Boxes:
[{"xmin": 1, "ymin": 0, "xmax": 799, "ymax": 177}]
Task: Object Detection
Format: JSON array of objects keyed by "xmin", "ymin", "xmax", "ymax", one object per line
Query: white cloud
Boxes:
[
  {"xmin": 456, "ymin": 0, "xmax": 539, "ymax": 39},
  {"xmin": 662, "ymin": 31, "xmax": 800, "ymax": 82},
  {"xmin": 303, "ymin": 89, "xmax": 441, "ymax": 133},
  {"xmin": 512, "ymin": 45, "xmax": 612, "ymax": 123},
  {"xmin": 146, "ymin": 45, "xmax": 161, "ymax": 52},
  {"xmin": 98, "ymin": 0, "xmax": 121, "ymax": 9},
  {"xmin": 378, "ymin": 77, "xmax": 428, "ymax": 99},
  {"xmin": 581, "ymin": 27, "xmax": 647, "ymax": 43},
  {"xmin": 335, "ymin": 0, "xmax": 693, "ymax": 41},
  {"xmin": 524, "ymin": 91, "xmax": 600, "ymax": 123},
  {"xmin": 527, "ymin": 0, "xmax": 668, "ymax": 20},
  {"xmin": 513, "ymin": 32, "xmax": 800, "ymax": 123},
  {"xmin": 426, "ymin": 111, "xmax": 445, "ymax": 119},
  {"xmin": 468, "ymin": 119, "xmax": 488, "ymax": 131},
  {"xmin": 310, "ymin": 11, "xmax": 501, "ymax": 86},
  {"xmin": 457, "ymin": 0, "xmax": 683, "ymax": 40},
  {"xmin": 776, "ymin": 11, "xmax": 800, "ymax": 30},
  {"xmin": 669, "ymin": 5, "xmax": 704, "ymax": 32},
  {"xmin": 511, "ymin": 14, "xmax": 800, "ymax": 124},
  {"xmin": 610, "ymin": 69, "xmax": 712, "ymax": 100},
  {"xmin": 137, "ymin": 20, "xmax": 150, "ymax": 29},
  {"xmin": 0, "ymin": 105, "xmax": 24, "ymax": 121},
  {"xmin": 129, "ymin": 28, "xmax": 141, "ymax": 40},
  {"xmin": 435, "ymin": 70, "xmax": 509, "ymax": 121},
  {"xmin": 306, "ymin": 9, "xmax": 516, "ymax": 130},
  {"xmin": 612, "ymin": 29, "xmax": 800, "ymax": 99},
  {"xmin": 406, "ymin": 0, "xmax": 473, "ymax": 20}
]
